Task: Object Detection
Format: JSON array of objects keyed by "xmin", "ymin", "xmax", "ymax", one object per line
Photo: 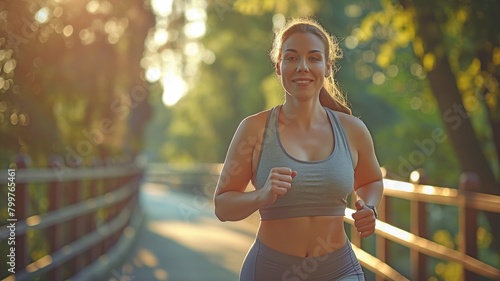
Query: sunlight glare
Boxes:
[
  {"xmin": 345, "ymin": 35, "xmax": 358, "ymax": 49},
  {"xmin": 34, "ymin": 8, "xmax": 49, "ymax": 24},
  {"xmin": 345, "ymin": 4, "xmax": 362, "ymax": 17},
  {"xmin": 183, "ymin": 42, "xmax": 200, "ymax": 56},
  {"xmin": 185, "ymin": 7, "xmax": 206, "ymax": 21},
  {"xmin": 86, "ymin": 0, "xmax": 99, "ymax": 14},
  {"xmin": 146, "ymin": 67, "xmax": 161, "ymax": 82},
  {"xmin": 202, "ymin": 49, "xmax": 215, "ymax": 64},
  {"xmin": 422, "ymin": 185, "xmax": 436, "ymax": 195},
  {"xmin": 273, "ymin": 14, "xmax": 286, "ymax": 30},
  {"xmin": 162, "ymin": 74, "xmax": 187, "ymax": 106},
  {"xmin": 152, "ymin": 0, "xmax": 173, "ymax": 17},
  {"xmin": 154, "ymin": 29, "xmax": 169, "ymax": 46},
  {"xmin": 184, "ymin": 21, "xmax": 206, "ymax": 39},
  {"xmin": 63, "ymin": 25, "xmax": 73, "ymax": 37},
  {"xmin": 410, "ymin": 170, "xmax": 421, "ymax": 182},
  {"xmin": 384, "ymin": 179, "xmax": 415, "ymax": 193}
]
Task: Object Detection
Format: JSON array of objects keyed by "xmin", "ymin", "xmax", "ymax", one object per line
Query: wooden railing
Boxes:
[
  {"xmin": 147, "ymin": 163, "xmax": 500, "ymax": 281},
  {"xmin": 0, "ymin": 160, "xmax": 145, "ymax": 281},
  {"xmin": 345, "ymin": 168, "xmax": 500, "ymax": 281}
]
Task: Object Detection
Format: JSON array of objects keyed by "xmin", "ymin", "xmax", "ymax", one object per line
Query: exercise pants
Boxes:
[{"xmin": 240, "ymin": 239, "xmax": 364, "ymax": 281}]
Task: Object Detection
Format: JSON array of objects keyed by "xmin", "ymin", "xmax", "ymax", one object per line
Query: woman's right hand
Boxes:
[{"xmin": 258, "ymin": 167, "xmax": 297, "ymax": 207}]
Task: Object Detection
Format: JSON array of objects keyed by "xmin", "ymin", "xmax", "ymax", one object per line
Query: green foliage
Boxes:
[
  {"xmin": 153, "ymin": 8, "xmax": 276, "ymax": 163},
  {"xmin": 0, "ymin": 0, "xmax": 155, "ymax": 168}
]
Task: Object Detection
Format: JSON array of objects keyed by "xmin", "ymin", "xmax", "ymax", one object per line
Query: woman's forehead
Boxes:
[{"xmin": 282, "ymin": 32, "xmax": 325, "ymax": 53}]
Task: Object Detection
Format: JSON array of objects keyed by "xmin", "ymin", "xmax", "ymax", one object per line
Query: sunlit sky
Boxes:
[{"xmin": 149, "ymin": 0, "xmax": 208, "ymax": 107}]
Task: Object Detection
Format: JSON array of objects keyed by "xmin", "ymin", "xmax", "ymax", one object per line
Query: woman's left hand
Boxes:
[{"xmin": 352, "ymin": 199, "xmax": 376, "ymax": 238}]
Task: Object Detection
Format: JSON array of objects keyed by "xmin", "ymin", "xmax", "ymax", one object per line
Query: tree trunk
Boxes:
[
  {"xmin": 405, "ymin": 0, "xmax": 500, "ymax": 251},
  {"xmin": 478, "ymin": 49, "xmax": 500, "ymax": 173}
]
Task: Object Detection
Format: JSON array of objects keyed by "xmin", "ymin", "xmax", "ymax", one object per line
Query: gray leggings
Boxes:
[{"xmin": 240, "ymin": 239, "xmax": 364, "ymax": 281}]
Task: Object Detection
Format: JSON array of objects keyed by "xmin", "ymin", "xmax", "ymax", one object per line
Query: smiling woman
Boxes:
[{"xmin": 214, "ymin": 17, "xmax": 384, "ymax": 281}]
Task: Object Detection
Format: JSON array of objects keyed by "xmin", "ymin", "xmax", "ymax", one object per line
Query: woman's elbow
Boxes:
[
  {"xmin": 214, "ymin": 207, "xmax": 227, "ymax": 222},
  {"xmin": 213, "ymin": 196, "xmax": 228, "ymax": 222}
]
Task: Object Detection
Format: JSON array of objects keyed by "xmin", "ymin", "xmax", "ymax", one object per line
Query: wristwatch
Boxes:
[{"xmin": 366, "ymin": 205, "xmax": 378, "ymax": 219}]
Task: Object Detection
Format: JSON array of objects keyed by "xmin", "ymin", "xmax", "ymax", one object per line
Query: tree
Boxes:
[
  {"xmin": 356, "ymin": 0, "xmax": 500, "ymax": 251},
  {"xmin": 0, "ymin": 0, "xmax": 155, "ymax": 168}
]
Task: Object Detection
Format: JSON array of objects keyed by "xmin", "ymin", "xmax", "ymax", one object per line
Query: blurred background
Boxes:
[{"xmin": 1, "ymin": 0, "xmax": 499, "ymax": 280}]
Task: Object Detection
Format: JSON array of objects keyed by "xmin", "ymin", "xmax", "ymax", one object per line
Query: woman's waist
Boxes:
[{"xmin": 257, "ymin": 216, "xmax": 346, "ymax": 257}]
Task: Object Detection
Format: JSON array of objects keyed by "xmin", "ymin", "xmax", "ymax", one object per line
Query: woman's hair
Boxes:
[{"xmin": 270, "ymin": 18, "xmax": 351, "ymax": 115}]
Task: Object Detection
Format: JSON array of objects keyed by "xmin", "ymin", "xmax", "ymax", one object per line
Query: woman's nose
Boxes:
[{"xmin": 296, "ymin": 59, "xmax": 309, "ymax": 72}]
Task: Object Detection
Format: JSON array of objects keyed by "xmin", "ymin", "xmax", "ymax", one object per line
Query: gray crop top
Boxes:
[{"xmin": 254, "ymin": 106, "xmax": 354, "ymax": 220}]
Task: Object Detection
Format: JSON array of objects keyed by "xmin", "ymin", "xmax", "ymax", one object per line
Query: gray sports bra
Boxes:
[{"xmin": 254, "ymin": 106, "xmax": 354, "ymax": 220}]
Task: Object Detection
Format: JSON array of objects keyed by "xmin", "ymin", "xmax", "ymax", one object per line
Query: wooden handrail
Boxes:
[
  {"xmin": 377, "ymin": 174, "xmax": 500, "ymax": 280},
  {"xmin": 383, "ymin": 179, "xmax": 500, "ymax": 213},
  {"xmin": 13, "ymin": 201, "xmax": 135, "ymax": 281},
  {"xmin": 344, "ymin": 208, "xmax": 500, "ymax": 280},
  {"xmin": 0, "ymin": 163, "xmax": 144, "ymax": 281},
  {"xmin": 0, "ymin": 181, "xmax": 137, "ymax": 239},
  {"xmin": 0, "ymin": 165, "xmax": 143, "ymax": 184}
]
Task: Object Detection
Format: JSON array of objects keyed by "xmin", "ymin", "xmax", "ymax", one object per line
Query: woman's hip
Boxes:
[{"xmin": 240, "ymin": 238, "xmax": 364, "ymax": 281}]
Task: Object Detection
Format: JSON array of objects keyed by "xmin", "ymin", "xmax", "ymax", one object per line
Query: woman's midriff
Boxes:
[{"xmin": 256, "ymin": 216, "xmax": 347, "ymax": 258}]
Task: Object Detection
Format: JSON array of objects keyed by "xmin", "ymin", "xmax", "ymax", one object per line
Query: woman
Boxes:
[{"xmin": 214, "ymin": 17, "xmax": 383, "ymax": 281}]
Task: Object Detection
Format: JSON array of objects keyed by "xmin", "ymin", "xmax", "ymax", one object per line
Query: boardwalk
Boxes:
[{"xmin": 105, "ymin": 182, "xmax": 259, "ymax": 281}]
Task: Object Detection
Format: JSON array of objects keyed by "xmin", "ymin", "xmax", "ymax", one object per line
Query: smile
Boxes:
[{"xmin": 292, "ymin": 79, "xmax": 313, "ymax": 85}]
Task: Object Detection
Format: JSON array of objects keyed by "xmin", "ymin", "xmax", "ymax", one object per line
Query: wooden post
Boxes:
[
  {"xmin": 69, "ymin": 178, "xmax": 86, "ymax": 276},
  {"xmin": 376, "ymin": 167, "xmax": 390, "ymax": 281},
  {"xmin": 376, "ymin": 196, "xmax": 390, "ymax": 281},
  {"xmin": 87, "ymin": 159, "xmax": 100, "ymax": 264},
  {"xmin": 48, "ymin": 155, "xmax": 64, "ymax": 280},
  {"xmin": 459, "ymin": 172, "xmax": 479, "ymax": 281},
  {"xmin": 67, "ymin": 177, "xmax": 81, "ymax": 277},
  {"xmin": 102, "ymin": 158, "xmax": 117, "ymax": 253},
  {"xmin": 14, "ymin": 154, "xmax": 29, "ymax": 273},
  {"xmin": 410, "ymin": 169, "xmax": 428, "ymax": 281}
]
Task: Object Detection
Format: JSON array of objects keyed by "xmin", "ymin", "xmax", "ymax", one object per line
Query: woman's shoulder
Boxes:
[
  {"xmin": 238, "ymin": 107, "xmax": 275, "ymax": 133},
  {"xmin": 332, "ymin": 110, "xmax": 373, "ymax": 140}
]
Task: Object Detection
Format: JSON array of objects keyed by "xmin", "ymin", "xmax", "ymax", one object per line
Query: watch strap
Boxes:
[{"xmin": 366, "ymin": 205, "xmax": 378, "ymax": 219}]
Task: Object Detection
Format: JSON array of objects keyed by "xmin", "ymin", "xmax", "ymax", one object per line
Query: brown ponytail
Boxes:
[
  {"xmin": 270, "ymin": 17, "xmax": 352, "ymax": 115},
  {"xmin": 319, "ymin": 88, "xmax": 351, "ymax": 114}
]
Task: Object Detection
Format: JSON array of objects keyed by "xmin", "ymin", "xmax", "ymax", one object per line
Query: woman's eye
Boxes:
[
  {"xmin": 285, "ymin": 56, "xmax": 297, "ymax": 61},
  {"xmin": 309, "ymin": 57, "xmax": 321, "ymax": 61}
]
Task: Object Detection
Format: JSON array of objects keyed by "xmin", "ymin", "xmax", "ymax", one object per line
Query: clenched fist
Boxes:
[{"xmin": 258, "ymin": 167, "xmax": 297, "ymax": 207}]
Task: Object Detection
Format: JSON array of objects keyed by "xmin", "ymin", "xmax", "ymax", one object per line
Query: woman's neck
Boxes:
[{"xmin": 280, "ymin": 100, "xmax": 326, "ymax": 129}]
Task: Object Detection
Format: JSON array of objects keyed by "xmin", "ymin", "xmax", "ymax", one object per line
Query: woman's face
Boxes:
[{"xmin": 277, "ymin": 32, "xmax": 330, "ymax": 101}]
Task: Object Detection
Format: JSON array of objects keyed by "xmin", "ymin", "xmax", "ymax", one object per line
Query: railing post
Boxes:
[
  {"xmin": 376, "ymin": 167, "xmax": 390, "ymax": 281},
  {"xmin": 459, "ymin": 172, "xmax": 479, "ymax": 281},
  {"xmin": 103, "ymin": 158, "xmax": 117, "ymax": 253},
  {"xmin": 87, "ymin": 159, "xmax": 101, "ymax": 264},
  {"xmin": 14, "ymin": 154, "xmax": 29, "ymax": 273},
  {"xmin": 48, "ymin": 155, "xmax": 64, "ymax": 280},
  {"xmin": 68, "ymin": 170, "xmax": 83, "ymax": 276},
  {"xmin": 410, "ymin": 169, "xmax": 428, "ymax": 281}
]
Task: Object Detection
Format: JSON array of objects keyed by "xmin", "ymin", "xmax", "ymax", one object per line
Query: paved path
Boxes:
[{"xmin": 106, "ymin": 182, "xmax": 259, "ymax": 281}]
